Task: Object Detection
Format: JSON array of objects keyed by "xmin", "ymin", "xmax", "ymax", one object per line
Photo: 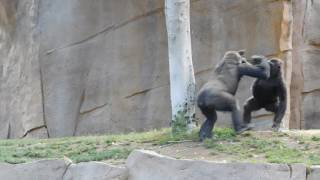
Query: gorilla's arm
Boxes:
[
  {"xmin": 274, "ymin": 79, "xmax": 287, "ymax": 124},
  {"xmin": 238, "ymin": 61, "xmax": 270, "ymax": 79}
]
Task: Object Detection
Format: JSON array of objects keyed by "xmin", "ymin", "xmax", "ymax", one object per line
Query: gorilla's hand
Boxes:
[
  {"xmin": 249, "ymin": 55, "xmax": 265, "ymax": 65},
  {"xmin": 251, "ymin": 55, "xmax": 270, "ymax": 78},
  {"xmin": 238, "ymin": 55, "xmax": 270, "ymax": 79},
  {"xmin": 255, "ymin": 57, "xmax": 269, "ymax": 69}
]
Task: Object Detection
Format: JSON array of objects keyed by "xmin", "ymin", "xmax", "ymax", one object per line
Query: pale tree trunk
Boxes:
[{"xmin": 165, "ymin": 0, "xmax": 196, "ymax": 134}]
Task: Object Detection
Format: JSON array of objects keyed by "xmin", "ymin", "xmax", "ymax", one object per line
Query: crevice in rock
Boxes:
[
  {"xmin": 287, "ymin": 164, "xmax": 293, "ymax": 179},
  {"xmin": 124, "ymin": 84, "xmax": 169, "ymax": 99},
  {"xmin": 309, "ymin": 41, "xmax": 320, "ymax": 48},
  {"xmin": 44, "ymin": 0, "xmax": 202, "ymax": 55},
  {"xmin": 301, "ymin": 0, "xmax": 309, "ymax": 36},
  {"xmin": 195, "ymin": 67, "xmax": 213, "ymax": 76},
  {"xmin": 22, "ymin": 125, "xmax": 46, "ymax": 138},
  {"xmin": 35, "ymin": 0, "xmax": 41, "ymax": 27},
  {"xmin": 7, "ymin": 123, "xmax": 11, "ymax": 139},
  {"xmin": 114, "ymin": 7, "xmax": 163, "ymax": 32},
  {"xmin": 302, "ymin": 88, "xmax": 320, "ymax": 95},
  {"xmin": 80, "ymin": 102, "xmax": 109, "ymax": 115},
  {"xmin": 45, "ymin": 25, "xmax": 115, "ymax": 55},
  {"xmin": 39, "ymin": 64, "xmax": 50, "ymax": 138},
  {"xmin": 45, "ymin": 7, "xmax": 164, "ymax": 55},
  {"xmin": 62, "ymin": 159, "xmax": 73, "ymax": 180},
  {"xmin": 104, "ymin": 167, "xmax": 112, "ymax": 178},
  {"xmin": 74, "ymin": 89, "xmax": 86, "ymax": 136},
  {"xmin": 36, "ymin": 0, "xmax": 49, "ymax": 138}
]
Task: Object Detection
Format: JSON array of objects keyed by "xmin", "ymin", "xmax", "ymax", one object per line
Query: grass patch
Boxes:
[
  {"xmin": 204, "ymin": 129, "xmax": 320, "ymax": 165},
  {"xmin": 0, "ymin": 128, "xmax": 198, "ymax": 164},
  {"xmin": 0, "ymin": 128, "xmax": 319, "ymax": 165},
  {"xmin": 214, "ymin": 128, "xmax": 236, "ymax": 140},
  {"xmin": 0, "ymin": 129, "xmax": 173, "ymax": 164},
  {"xmin": 311, "ymin": 136, "xmax": 320, "ymax": 142},
  {"xmin": 265, "ymin": 148, "xmax": 304, "ymax": 164},
  {"xmin": 71, "ymin": 148, "xmax": 132, "ymax": 163}
]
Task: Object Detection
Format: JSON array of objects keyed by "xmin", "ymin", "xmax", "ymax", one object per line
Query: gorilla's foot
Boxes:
[
  {"xmin": 271, "ymin": 123, "xmax": 280, "ymax": 132},
  {"xmin": 199, "ymin": 129, "xmax": 213, "ymax": 142},
  {"xmin": 235, "ymin": 126, "xmax": 251, "ymax": 135},
  {"xmin": 199, "ymin": 119, "xmax": 214, "ymax": 142},
  {"xmin": 244, "ymin": 123, "xmax": 255, "ymax": 130}
]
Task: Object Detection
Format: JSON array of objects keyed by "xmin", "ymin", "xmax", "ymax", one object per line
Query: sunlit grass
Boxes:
[{"xmin": 0, "ymin": 128, "xmax": 319, "ymax": 165}]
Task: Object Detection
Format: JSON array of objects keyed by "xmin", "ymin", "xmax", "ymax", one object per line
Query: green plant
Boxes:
[{"xmin": 171, "ymin": 110, "xmax": 188, "ymax": 136}]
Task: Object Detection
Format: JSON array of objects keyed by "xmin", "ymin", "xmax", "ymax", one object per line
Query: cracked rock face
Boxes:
[
  {"xmin": 37, "ymin": 0, "xmax": 290, "ymax": 137},
  {"xmin": 0, "ymin": 0, "xmax": 320, "ymax": 138},
  {"xmin": 293, "ymin": 0, "xmax": 320, "ymax": 129},
  {"xmin": 0, "ymin": 0, "xmax": 47, "ymax": 139}
]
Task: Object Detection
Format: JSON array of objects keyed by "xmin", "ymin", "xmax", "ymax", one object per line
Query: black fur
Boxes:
[
  {"xmin": 197, "ymin": 51, "xmax": 270, "ymax": 141},
  {"xmin": 243, "ymin": 59, "xmax": 287, "ymax": 131}
]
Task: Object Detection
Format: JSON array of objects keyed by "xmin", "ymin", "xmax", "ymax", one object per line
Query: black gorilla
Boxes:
[
  {"xmin": 243, "ymin": 58, "xmax": 286, "ymax": 131},
  {"xmin": 197, "ymin": 51, "xmax": 270, "ymax": 141}
]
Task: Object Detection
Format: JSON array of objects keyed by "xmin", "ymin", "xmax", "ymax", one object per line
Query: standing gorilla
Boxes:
[
  {"xmin": 243, "ymin": 59, "xmax": 286, "ymax": 131},
  {"xmin": 197, "ymin": 51, "xmax": 270, "ymax": 141}
]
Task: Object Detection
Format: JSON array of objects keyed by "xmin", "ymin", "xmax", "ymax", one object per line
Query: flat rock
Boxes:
[
  {"xmin": 0, "ymin": 160, "xmax": 68, "ymax": 180},
  {"xmin": 126, "ymin": 150, "xmax": 306, "ymax": 180},
  {"xmin": 63, "ymin": 161, "xmax": 128, "ymax": 180}
]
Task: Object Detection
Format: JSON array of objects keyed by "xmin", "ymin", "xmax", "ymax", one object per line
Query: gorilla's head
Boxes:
[
  {"xmin": 249, "ymin": 55, "xmax": 267, "ymax": 65},
  {"xmin": 215, "ymin": 51, "xmax": 245, "ymax": 73},
  {"xmin": 223, "ymin": 50, "xmax": 245, "ymax": 64},
  {"xmin": 269, "ymin": 58, "xmax": 282, "ymax": 78}
]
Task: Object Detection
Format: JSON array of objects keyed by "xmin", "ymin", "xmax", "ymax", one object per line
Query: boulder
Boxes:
[
  {"xmin": 0, "ymin": 160, "xmax": 68, "ymax": 180},
  {"xmin": 63, "ymin": 162, "xmax": 128, "ymax": 180},
  {"xmin": 126, "ymin": 150, "xmax": 306, "ymax": 180},
  {"xmin": 308, "ymin": 166, "xmax": 320, "ymax": 180}
]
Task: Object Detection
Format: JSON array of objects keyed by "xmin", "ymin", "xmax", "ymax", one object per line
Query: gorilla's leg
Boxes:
[
  {"xmin": 212, "ymin": 92, "xmax": 246, "ymax": 134},
  {"xmin": 264, "ymin": 103, "xmax": 280, "ymax": 131},
  {"xmin": 243, "ymin": 97, "xmax": 261, "ymax": 125},
  {"xmin": 230, "ymin": 99, "xmax": 248, "ymax": 134},
  {"xmin": 199, "ymin": 107, "xmax": 217, "ymax": 141}
]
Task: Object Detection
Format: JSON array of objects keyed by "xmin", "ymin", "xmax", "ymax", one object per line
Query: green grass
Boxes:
[
  {"xmin": 0, "ymin": 128, "xmax": 319, "ymax": 165},
  {"xmin": 204, "ymin": 130, "xmax": 320, "ymax": 165},
  {"xmin": 0, "ymin": 138, "xmax": 133, "ymax": 164},
  {"xmin": 0, "ymin": 128, "xmax": 198, "ymax": 164}
]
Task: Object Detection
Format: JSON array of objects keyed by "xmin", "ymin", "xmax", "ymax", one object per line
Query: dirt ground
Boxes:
[{"xmin": 104, "ymin": 130, "xmax": 320, "ymax": 165}]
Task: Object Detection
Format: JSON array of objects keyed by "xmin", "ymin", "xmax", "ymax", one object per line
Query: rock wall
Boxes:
[
  {"xmin": 0, "ymin": 0, "xmax": 319, "ymax": 138},
  {"xmin": 0, "ymin": 0, "xmax": 47, "ymax": 139},
  {"xmin": 295, "ymin": 0, "xmax": 320, "ymax": 129}
]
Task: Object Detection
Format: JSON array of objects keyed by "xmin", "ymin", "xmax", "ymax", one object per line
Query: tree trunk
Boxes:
[{"xmin": 165, "ymin": 0, "xmax": 196, "ymax": 134}]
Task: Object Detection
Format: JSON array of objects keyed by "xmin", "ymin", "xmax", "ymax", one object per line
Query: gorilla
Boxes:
[
  {"xmin": 243, "ymin": 58, "xmax": 286, "ymax": 131},
  {"xmin": 197, "ymin": 51, "xmax": 270, "ymax": 141}
]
